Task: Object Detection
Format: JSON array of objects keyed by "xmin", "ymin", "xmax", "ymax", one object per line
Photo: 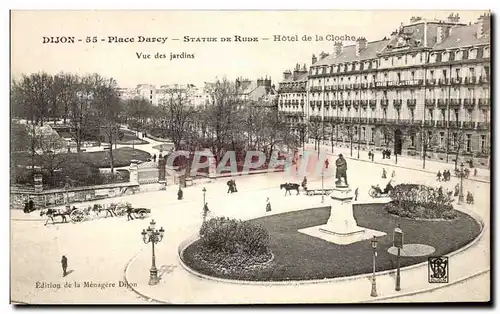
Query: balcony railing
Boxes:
[
  {"xmin": 435, "ymin": 120, "xmax": 447, "ymax": 128},
  {"xmin": 426, "ymin": 79, "xmax": 436, "ymax": 85},
  {"xmin": 478, "ymin": 76, "xmax": 489, "ymax": 84},
  {"xmin": 407, "ymin": 99, "xmax": 417, "ymax": 107},
  {"xmin": 449, "ymin": 121, "xmax": 461, "ymax": 128},
  {"xmin": 463, "ymin": 99, "xmax": 476, "ymax": 108},
  {"xmin": 310, "ymin": 86, "xmax": 323, "ymax": 92},
  {"xmin": 478, "ymin": 98, "xmax": 490, "ymax": 107},
  {"xmin": 450, "ymin": 99, "xmax": 462, "ymax": 107},
  {"xmin": 424, "ymin": 120, "xmax": 435, "ymax": 127},
  {"xmin": 393, "ymin": 99, "xmax": 403, "ymax": 107},
  {"xmin": 380, "ymin": 99, "xmax": 389, "ymax": 106},
  {"xmin": 437, "ymin": 99, "xmax": 448, "ymax": 108},
  {"xmin": 425, "ymin": 99, "xmax": 436, "ymax": 107},
  {"xmin": 437, "ymin": 78, "xmax": 450, "ymax": 85},
  {"xmin": 476, "ymin": 122, "xmax": 490, "ymax": 130},
  {"xmin": 369, "ymin": 100, "xmax": 377, "ymax": 107},
  {"xmin": 462, "ymin": 121, "xmax": 476, "ymax": 129}
]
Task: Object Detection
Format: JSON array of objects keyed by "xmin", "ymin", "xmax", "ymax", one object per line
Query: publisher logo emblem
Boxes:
[{"xmin": 428, "ymin": 257, "xmax": 449, "ymax": 283}]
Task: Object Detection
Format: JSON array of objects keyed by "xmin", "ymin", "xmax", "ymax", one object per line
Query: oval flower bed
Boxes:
[{"xmin": 385, "ymin": 184, "xmax": 458, "ymax": 220}]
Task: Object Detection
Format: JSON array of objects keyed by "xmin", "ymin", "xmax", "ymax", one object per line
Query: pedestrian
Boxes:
[
  {"xmin": 232, "ymin": 179, "xmax": 238, "ymax": 193},
  {"xmin": 28, "ymin": 199, "xmax": 34, "ymax": 212},
  {"xmin": 381, "ymin": 168, "xmax": 387, "ymax": 179},
  {"xmin": 382, "ymin": 150, "xmax": 385, "ymax": 159},
  {"xmin": 265, "ymin": 197, "xmax": 272, "ymax": 212},
  {"xmin": 203, "ymin": 203, "xmax": 210, "ymax": 220},
  {"xmin": 61, "ymin": 255, "xmax": 68, "ymax": 277},
  {"xmin": 153, "ymin": 154, "xmax": 157, "ymax": 163},
  {"xmin": 371, "ymin": 150, "xmax": 374, "ymax": 161},
  {"xmin": 474, "ymin": 168, "xmax": 478, "ymax": 177},
  {"xmin": 302, "ymin": 176, "xmax": 308, "ymax": 191},
  {"xmin": 454, "ymin": 183, "xmax": 460, "ymax": 197},
  {"xmin": 227, "ymin": 180, "xmax": 233, "ymax": 193},
  {"xmin": 325, "ymin": 159, "xmax": 329, "ymax": 169},
  {"xmin": 177, "ymin": 187, "xmax": 183, "ymax": 200},
  {"xmin": 126, "ymin": 204, "xmax": 134, "ymax": 221},
  {"xmin": 391, "ymin": 170, "xmax": 396, "ymax": 178},
  {"xmin": 354, "ymin": 188, "xmax": 359, "ymax": 201},
  {"xmin": 436, "ymin": 170, "xmax": 442, "ymax": 181},
  {"xmin": 368, "ymin": 151, "xmax": 371, "ymax": 160}
]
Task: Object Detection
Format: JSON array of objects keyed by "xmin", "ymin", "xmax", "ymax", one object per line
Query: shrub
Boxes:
[
  {"xmin": 385, "ymin": 184, "xmax": 457, "ymax": 220},
  {"xmin": 199, "ymin": 217, "xmax": 270, "ymax": 256}
]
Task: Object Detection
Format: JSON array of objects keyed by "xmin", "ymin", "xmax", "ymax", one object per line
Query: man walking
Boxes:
[
  {"xmin": 61, "ymin": 255, "xmax": 68, "ymax": 277},
  {"xmin": 266, "ymin": 197, "xmax": 272, "ymax": 212},
  {"xmin": 126, "ymin": 205, "xmax": 134, "ymax": 221}
]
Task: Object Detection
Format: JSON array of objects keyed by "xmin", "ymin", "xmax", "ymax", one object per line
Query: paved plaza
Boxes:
[{"xmin": 10, "ymin": 148, "xmax": 490, "ymax": 304}]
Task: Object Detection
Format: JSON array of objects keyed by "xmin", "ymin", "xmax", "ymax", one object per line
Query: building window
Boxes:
[
  {"xmin": 467, "ymin": 109, "xmax": 473, "ymax": 122},
  {"xmin": 469, "ymin": 67, "xmax": 475, "ymax": 78},
  {"xmin": 410, "ymin": 135, "xmax": 415, "ymax": 147},
  {"xmin": 362, "ymin": 127, "xmax": 366, "ymax": 141},
  {"xmin": 439, "ymin": 132, "xmax": 445, "ymax": 148},
  {"xmin": 466, "ymin": 134, "xmax": 472, "ymax": 152},
  {"xmin": 371, "ymin": 127, "xmax": 375, "ymax": 142},
  {"xmin": 428, "ymin": 131, "xmax": 433, "ymax": 144},
  {"xmin": 452, "ymin": 132, "xmax": 457, "ymax": 149}
]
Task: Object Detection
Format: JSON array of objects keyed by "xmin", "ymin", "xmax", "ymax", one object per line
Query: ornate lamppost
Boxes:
[
  {"xmin": 458, "ymin": 162, "xmax": 465, "ymax": 204},
  {"xmin": 321, "ymin": 169, "xmax": 325, "ymax": 203},
  {"xmin": 370, "ymin": 235, "xmax": 378, "ymax": 297},
  {"xmin": 202, "ymin": 187, "xmax": 207, "ymax": 206},
  {"xmin": 141, "ymin": 219, "xmax": 165, "ymax": 285},
  {"xmin": 393, "ymin": 224, "xmax": 404, "ymax": 291}
]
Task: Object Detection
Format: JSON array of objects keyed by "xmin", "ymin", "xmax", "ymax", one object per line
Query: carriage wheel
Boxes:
[
  {"xmin": 368, "ymin": 188, "xmax": 377, "ymax": 198},
  {"xmin": 134, "ymin": 209, "xmax": 148, "ymax": 219},
  {"xmin": 70, "ymin": 209, "xmax": 85, "ymax": 223}
]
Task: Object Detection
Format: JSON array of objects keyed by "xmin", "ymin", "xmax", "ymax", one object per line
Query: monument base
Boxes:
[{"xmin": 329, "ymin": 186, "xmax": 353, "ymax": 201}]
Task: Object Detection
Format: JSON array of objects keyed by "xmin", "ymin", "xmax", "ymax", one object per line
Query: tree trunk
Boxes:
[{"xmin": 350, "ymin": 138, "xmax": 353, "ymax": 157}]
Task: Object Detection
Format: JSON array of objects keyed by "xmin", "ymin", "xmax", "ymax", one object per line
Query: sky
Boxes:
[{"xmin": 11, "ymin": 10, "xmax": 487, "ymax": 89}]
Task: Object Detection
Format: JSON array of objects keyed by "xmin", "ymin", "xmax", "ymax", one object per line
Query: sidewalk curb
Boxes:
[
  {"xmin": 360, "ymin": 269, "xmax": 490, "ymax": 303},
  {"xmin": 123, "ymin": 248, "xmax": 169, "ymax": 304},
  {"xmin": 338, "ymin": 154, "xmax": 490, "ymax": 184},
  {"xmin": 176, "ymin": 209, "xmax": 485, "ymax": 286},
  {"xmin": 124, "ymin": 199, "xmax": 487, "ymax": 303}
]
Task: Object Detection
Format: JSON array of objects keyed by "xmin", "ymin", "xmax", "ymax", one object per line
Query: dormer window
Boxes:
[
  {"xmin": 455, "ymin": 50, "xmax": 462, "ymax": 61},
  {"xmin": 469, "ymin": 48, "xmax": 477, "ymax": 59},
  {"xmin": 484, "ymin": 47, "xmax": 490, "ymax": 58},
  {"xmin": 442, "ymin": 51, "xmax": 449, "ymax": 62}
]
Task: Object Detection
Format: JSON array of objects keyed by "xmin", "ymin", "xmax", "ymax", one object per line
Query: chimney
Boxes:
[
  {"xmin": 356, "ymin": 37, "xmax": 367, "ymax": 57},
  {"xmin": 283, "ymin": 70, "xmax": 292, "ymax": 80},
  {"xmin": 436, "ymin": 23, "xmax": 451, "ymax": 44},
  {"xmin": 312, "ymin": 54, "xmax": 317, "ymax": 64},
  {"xmin": 477, "ymin": 13, "xmax": 491, "ymax": 38},
  {"xmin": 410, "ymin": 16, "xmax": 422, "ymax": 23},
  {"xmin": 293, "ymin": 64, "xmax": 301, "ymax": 80},
  {"xmin": 447, "ymin": 13, "xmax": 460, "ymax": 23},
  {"xmin": 302, "ymin": 63, "xmax": 307, "ymax": 72},
  {"xmin": 334, "ymin": 42, "xmax": 343, "ymax": 57},
  {"xmin": 257, "ymin": 78, "xmax": 264, "ymax": 87}
]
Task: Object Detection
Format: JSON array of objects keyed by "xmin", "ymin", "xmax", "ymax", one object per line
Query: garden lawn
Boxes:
[
  {"xmin": 115, "ymin": 130, "xmax": 148, "ymax": 145},
  {"xmin": 182, "ymin": 204, "xmax": 481, "ymax": 281},
  {"xmin": 81, "ymin": 147, "xmax": 151, "ymax": 168},
  {"xmin": 152, "ymin": 143, "xmax": 175, "ymax": 152}
]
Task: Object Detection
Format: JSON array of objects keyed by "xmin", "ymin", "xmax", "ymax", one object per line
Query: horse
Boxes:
[
  {"xmin": 40, "ymin": 208, "xmax": 69, "ymax": 226},
  {"xmin": 280, "ymin": 183, "xmax": 300, "ymax": 196}
]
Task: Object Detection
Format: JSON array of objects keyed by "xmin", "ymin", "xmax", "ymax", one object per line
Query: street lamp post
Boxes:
[
  {"xmin": 458, "ymin": 162, "xmax": 465, "ymax": 204},
  {"xmin": 321, "ymin": 170, "xmax": 325, "ymax": 203},
  {"xmin": 370, "ymin": 236, "xmax": 378, "ymax": 297},
  {"xmin": 393, "ymin": 225, "xmax": 404, "ymax": 291},
  {"xmin": 202, "ymin": 187, "xmax": 206, "ymax": 206},
  {"xmin": 141, "ymin": 219, "xmax": 165, "ymax": 286}
]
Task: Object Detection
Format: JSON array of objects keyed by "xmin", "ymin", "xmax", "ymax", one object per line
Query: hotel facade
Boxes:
[{"xmin": 278, "ymin": 13, "xmax": 491, "ymax": 168}]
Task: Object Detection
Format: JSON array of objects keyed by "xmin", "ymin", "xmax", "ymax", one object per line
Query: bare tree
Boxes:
[{"xmin": 160, "ymin": 86, "xmax": 197, "ymax": 150}]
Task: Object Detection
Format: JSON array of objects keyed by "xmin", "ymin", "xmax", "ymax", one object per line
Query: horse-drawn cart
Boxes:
[{"xmin": 305, "ymin": 188, "xmax": 334, "ymax": 196}]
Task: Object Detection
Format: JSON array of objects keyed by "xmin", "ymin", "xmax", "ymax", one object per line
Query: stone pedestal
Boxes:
[
  {"xmin": 329, "ymin": 185, "xmax": 353, "ymax": 201},
  {"xmin": 319, "ymin": 200, "xmax": 366, "ymax": 237}
]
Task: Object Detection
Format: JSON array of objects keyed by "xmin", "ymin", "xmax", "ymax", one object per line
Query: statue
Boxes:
[{"xmin": 335, "ymin": 154, "xmax": 348, "ymax": 187}]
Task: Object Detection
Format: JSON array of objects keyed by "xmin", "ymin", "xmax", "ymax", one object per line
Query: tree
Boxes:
[
  {"xmin": 203, "ymin": 78, "xmax": 241, "ymax": 162},
  {"xmin": 160, "ymin": 86, "xmax": 197, "ymax": 150},
  {"xmin": 451, "ymin": 129, "xmax": 466, "ymax": 171},
  {"xmin": 308, "ymin": 120, "xmax": 322, "ymax": 152},
  {"xmin": 339, "ymin": 124, "xmax": 356, "ymax": 157}
]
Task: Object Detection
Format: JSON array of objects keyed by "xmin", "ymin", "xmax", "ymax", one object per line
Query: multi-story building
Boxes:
[
  {"xmin": 118, "ymin": 83, "xmax": 204, "ymax": 107},
  {"xmin": 278, "ymin": 12, "xmax": 491, "ymax": 167},
  {"xmin": 277, "ymin": 64, "xmax": 309, "ymax": 139}
]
